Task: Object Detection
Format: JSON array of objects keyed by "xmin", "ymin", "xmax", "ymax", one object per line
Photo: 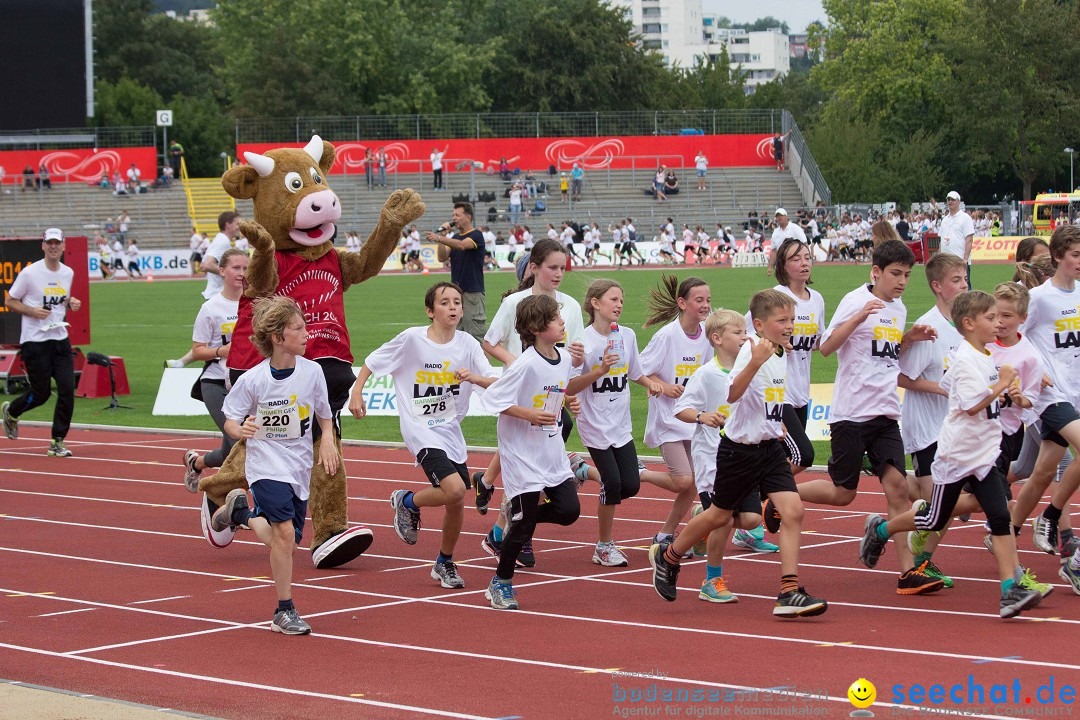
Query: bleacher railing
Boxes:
[
  {"xmin": 781, "ymin": 110, "xmax": 831, "ymax": 207},
  {"xmin": 235, "ymin": 110, "xmax": 784, "ymax": 144}
]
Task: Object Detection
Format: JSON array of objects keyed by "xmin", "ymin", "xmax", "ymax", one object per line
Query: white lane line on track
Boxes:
[{"xmin": 0, "ymin": 641, "xmax": 496, "ymax": 720}]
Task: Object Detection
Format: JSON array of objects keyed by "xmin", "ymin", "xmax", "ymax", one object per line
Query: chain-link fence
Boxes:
[{"xmin": 234, "ymin": 109, "xmax": 785, "ymax": 144}]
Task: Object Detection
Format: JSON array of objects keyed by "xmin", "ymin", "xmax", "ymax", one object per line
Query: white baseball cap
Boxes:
[
  {"xmin": 43, "ymin": 228, "xmax": 64, "ymax": 242},
  {"xmin": 946, "ymin": 191, "xmax": 961, "ymax": 201},
  {"xmin": 775, "ymin": 208, "xmax": 788, "ymax": 216}
]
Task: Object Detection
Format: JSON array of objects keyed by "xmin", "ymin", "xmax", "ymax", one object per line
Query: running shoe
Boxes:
[
  {"xmin": 485, "ymin": 576, "xmax": 518, "ymax": 610},
  {"xmin": 389, "ymin": 490, "xmax": 421, "ymax": 544},
  {"xmin": 1000, "ymin": 585, "xmax": 1041, "ymax": 619},
  {"xmin": 896, "ymin": 562, "xmax": 945, "ymax": 595},
  {"xmin": 1, "ymin": 401, "xmax": 17, "ymax": 440},
  {"xmin": 648, "ymin": 542, "xmax": 680, "ymax": 602},
  {"xmin": 1032, "ymin": 514, "xmax": 1059, "ymax": 555},
  {"xmin": 211, "ymin": 488, "xmax": 249, "ymax": 533},
  {"xmin": 183, "ymin": 449, "xmax": 202, "ymax": 493},
  {"xmin": 517, "ymin": 539, "xmax": 536, "ymax": 568},
  {"xmin": 762, "ymin": 498, "xmax": 781, "ymax": 533},
  {"xmin": 1018, "ymin": 567, "xmax": 1053, "ymax": 598},
  {"xmin": 473, "ymin": 471, "xmax": 494, "ymax": 515},
  {"xmin": 47, "ymin": 438, "xmax": 72, "ymax": 457},
  {"xmin": 860, "ymin": 454, "xmax": 874, "ymax": 476},
  {"xmin": 699, "ymin": 577, "xmax": 737, "ymax": 603},
  {"xmin": 983, "ymin": 533, "xmax": 994, "ymax": 553},
  {"xmin": 481, "ymin": 528, "xmax": 502, "ymax": 558},
  {"xmin": 921, "ymin": 559, "xmax": 954, "ymax": 589},
  {"xmin": 1060, "ymin": 535, "xmax": 1080, "ymax": 562},
  {"xmin": 773, "ymin": 587, "xmax": 827, "ymax": 618},
  {"xmin": 271, "ymin": 607, "xmax": 311, "ymax": 635},
  {"xmin": 1059, "ymin": 561, "xmax": 1080, "ymax": 595},
  {"xmin": 689, "ymin": 503, "xmax": 708, "ymax": 557},
  {"xmin": 431, "ymin": 560, "xmax": 465, "ymax": 589},
  {"xmin": 732, "ymin": 528, "xmax": 779, "ymax": 553},
  {"xmin": 592, "ymin": 541, "xmax": 629, "ymax": 567},
  {"xmin": 200, "ymin": 492, "xmax": 235, "ymax": 548},
  {"xmin": 859, "ymin": 514, "xmax": 888, "ymax": 569},
  {"xmin": 164, "ymin": 359, "xmax": 185, "ymax": 369},
  {"xmin": 906, "ymin": 500, "xmax": 937, "ymax": 556}
]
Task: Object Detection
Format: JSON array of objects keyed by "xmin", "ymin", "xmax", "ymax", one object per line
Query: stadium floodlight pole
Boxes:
[{"xmin": 1066, "ymin": 148, "xmax": 1075, "ymax": 192}]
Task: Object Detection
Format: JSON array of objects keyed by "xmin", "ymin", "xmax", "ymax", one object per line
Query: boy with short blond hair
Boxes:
[
  {"xmin": 897, "ymin": 251, "xmax": 968, "ymax": 587},
  {"xmin": 652, "ymin": 290, "xmax": 828, "ymax": 617},
  {"xmin": 860, "ymin": 291, "xmax": 1042, "ymax": 618},
  {"xmin": 214, "ymin": 296, "xmax": 336, "ymax": 635}
]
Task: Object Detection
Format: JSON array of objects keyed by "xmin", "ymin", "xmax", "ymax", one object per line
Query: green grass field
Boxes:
[{"xmin": 6, "ymin": 262, "xmax": 1018, "ymax": 460}]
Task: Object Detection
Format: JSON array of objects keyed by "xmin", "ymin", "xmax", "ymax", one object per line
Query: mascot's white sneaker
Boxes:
[
  {"xmin": 312, "ymin": 526, "xmax": 374, "ymax": 569},
  {"xmin": 200, "ymin": 493, "xmax": 236, "ymax": 549}
]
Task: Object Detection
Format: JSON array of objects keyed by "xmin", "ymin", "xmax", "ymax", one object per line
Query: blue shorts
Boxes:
[
  {"xmin": 251, "ymin": 479, "xmax": 307, "ymax": 544},
  {"xmin": 696, "ymin": 169, "xmax": 707, "ymax": 177}
]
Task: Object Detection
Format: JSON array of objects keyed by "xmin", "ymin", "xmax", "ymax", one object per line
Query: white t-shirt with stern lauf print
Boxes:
[
  {"xmin": 639, "ymin": 320, "xmax": 713, "ymax": 447},
  {"xmin": 474, "ymin": 345, "xmax": 576, "ymax": 500},
  {"xmin": 722, "ymin": 334, "xmax": 787, "ymax": 446},
  {"xmin": 673, "ymin": 358, "xmax": 732, "ymax": 494},
  {"xmin": 575, "ymin": 324, "xmax": 644, "ymax": 450},
  {"xmin": 822, "ymin": 284, "xmax": 906, "ymax": 424},
  {"xmin": 363, "ymin": 327, "xmax": 494, "ymax": 465},
  {"xmin": 898, "ymin": 305, "xmax": 962, "ymax": 455},
  {"xmin": 932, "ymin": 341, "xmax": 1002, "ymax": 484}
]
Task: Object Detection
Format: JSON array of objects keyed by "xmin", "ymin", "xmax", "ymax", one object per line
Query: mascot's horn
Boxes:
[
  {"xmin": 244, "ymin": 151, "xmax": 275, "ymax": 177},
  {"xmin": 303, "ymin": 135, "xmax": 323, "ymax": 164}
]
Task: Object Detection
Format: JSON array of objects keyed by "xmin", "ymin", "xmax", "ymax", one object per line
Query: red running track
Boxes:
[{"xmin": 1, "ymin": 425, "xmax": 1078, "ymax": 719}]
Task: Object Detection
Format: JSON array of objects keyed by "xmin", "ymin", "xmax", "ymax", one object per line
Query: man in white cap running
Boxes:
[{"xmin": 2, "ymin": 228, "xmax": 82, "ymax": 457}]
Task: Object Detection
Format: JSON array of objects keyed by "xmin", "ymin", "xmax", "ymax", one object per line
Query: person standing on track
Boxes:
[{"xmin": 2, "ymin": 228, "xmax": 81, "ymax": 458}]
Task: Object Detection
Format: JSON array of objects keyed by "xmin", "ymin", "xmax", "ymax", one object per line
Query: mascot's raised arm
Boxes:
[{"xmin": 199, "ymin": 135, "xmax": 425, "ymax": 568}]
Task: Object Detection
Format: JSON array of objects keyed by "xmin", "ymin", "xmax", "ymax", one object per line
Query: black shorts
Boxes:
[
  {"xmin": 407, "ymin": 250, "xmax": 420, "ymax": 260},
  {"xmin": 250, "ymin": 479, "xmax": 307, "ymax": 544},
  {"xmin": 710, "ymin": 436, "xmax": 797, "ymax": 511},
  {"xmin": 828, "ymin": 416, "xmax": 906, "ymax": 490},
  {"xmin": 911, "ymin": 442, "xmax": 938, "ymax": 479},
  {"xmin": 699, "ymin": 486, "xmax": 761, "ymax": 516},
  {"xmin": 190, "ymin": 251, "xmax": 202, "ymax": 263},
  {"xmin": 417, "ymin": 448, "xmax": 470, "ymax": 488},
  {"xmin": 1039, "ymin": 402, "xmax": 1080, "ymax": 447}
]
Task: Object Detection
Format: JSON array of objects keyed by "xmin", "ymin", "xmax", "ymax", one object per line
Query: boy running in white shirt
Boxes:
[
  {"xmin": 859, "ymin": 291, "xmax": 1042, "ymax": 618},
  {"xmin": 673, "ymin": 309, "xmax": 765, "ymax": 602},
  {"xmin": 897, "ymin": 252, "xmax": 967, "ymax": 587},
  {"xmin": 213, "ymin": 297, "xmax": 336, "ymax": 635},
  {"xmin": 651, "ymin": 290, "xmax": 827, "ymax": 617},
  {"xmin": 775, "ymin": 240, "xmax": 944, "ymax": 595},
  {"xmin": 1011, "ymin": 226, "xmax": 1080, "ymax": 563},
  {"xmin": 472, "ymin": 295, "xmax": 604, "ymax": 609},
  {"xmin": 349, "ymin": 283, "xmax": 496, "ymax": 589}
]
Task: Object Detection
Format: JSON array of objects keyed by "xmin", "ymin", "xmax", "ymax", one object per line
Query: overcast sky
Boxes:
[{"xmin": 702, "ymin": 0, "xmax": 827, "ymax": 33}]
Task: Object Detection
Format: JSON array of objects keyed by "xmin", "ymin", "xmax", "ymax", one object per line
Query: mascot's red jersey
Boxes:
[{"xmin": 228, "ymin": 249, "xmax": 352, "ymax": 371}]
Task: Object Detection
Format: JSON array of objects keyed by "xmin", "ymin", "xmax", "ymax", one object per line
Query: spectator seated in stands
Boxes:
[
  {"xmin": 663, "ymin": 170, "xmax": 679, "ymax": 195},
  {"xmin": 151, "ymin": 166, "xmax": 172, "ymax": 189},
  {"xmin": 114, "ymin": 178, "xmax": 129, "ymax": 196},
  {"xmin": 22, "ymin": 165, "xmax": 36, "ymax": 191},
  {"xmin": 499, "ymin": 157, "xmax": 511, "ymax": 181},
  {"xmin": 525, "ymin": 171, "xmax": 537, "ymax": 196}
]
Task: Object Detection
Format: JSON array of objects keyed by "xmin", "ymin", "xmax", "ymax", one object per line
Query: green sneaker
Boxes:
[
  {"xmin": 906, "ymin": 500, "xmax": 938, "ymax": 556},
  {"xmin": 1018, "ymin": 567, "xmax": 1053, "ymax": 598},
  {"xmin": 921, "ymin": 559, "xmax": 954, "ymax": 589},
  {"xmin": 47, "ymin": 438, "xmax": 72, "ymax": 457},
  {"xmin": 860, "ymin": 454, "xmax": 874, "ymax": 475},
  {"xmin": 690, "ymin": 503, "xmax": 708, "ymax": 558}
]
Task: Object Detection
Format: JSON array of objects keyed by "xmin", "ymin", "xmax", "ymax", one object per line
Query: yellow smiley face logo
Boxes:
[{"xmin": 848, "ymin": 679, "xmax": 876, "ymax": 709}]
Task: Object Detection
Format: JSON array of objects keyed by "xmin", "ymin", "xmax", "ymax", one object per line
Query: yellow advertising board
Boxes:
[{"xmin": 970, "ymin": 235, "xmax": 1024, "ymax": 262}]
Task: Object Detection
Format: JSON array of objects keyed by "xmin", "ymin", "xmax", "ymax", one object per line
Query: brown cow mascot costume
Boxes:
[{"xmin": 198, "ymin": 135, "xmax": 424, "ymax": 568}]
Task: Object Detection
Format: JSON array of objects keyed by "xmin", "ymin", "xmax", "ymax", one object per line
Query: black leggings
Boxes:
[
  {"xmin": 497, "ymin": 480, "xmax": 580, "ymax": 579},
  {"xmin": 782, "ymin": 404, "xmax": 814, "ymax": 468},
  {"xmin": 9, "ymin": 338, "xmax": 75, "ymax": 439},
  {"xmin": 916, "ymin": 467, "xmax": 1011, "ymax": 536},
  {"xmin": 587, "ymin": 440, "xmax": 641, "ymax": 506}
]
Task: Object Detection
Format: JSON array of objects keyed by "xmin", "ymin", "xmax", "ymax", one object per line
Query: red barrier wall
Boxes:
[
  {"xmin": 236, "ymin": 134, "xmax": 777, "ymax": 174},
  {"xmin": 0, "ymin": 148, "xmax": 157, "ymax": 185}
]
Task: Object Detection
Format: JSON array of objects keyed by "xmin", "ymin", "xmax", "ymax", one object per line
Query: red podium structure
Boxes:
[{"xmin": 76, "ymin": 356, "xmax": 130, "ymax": 398}]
